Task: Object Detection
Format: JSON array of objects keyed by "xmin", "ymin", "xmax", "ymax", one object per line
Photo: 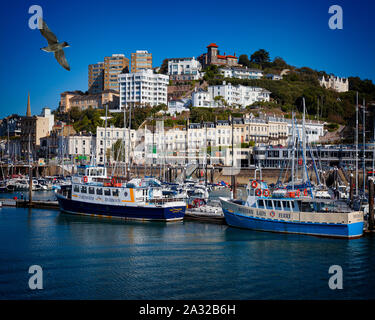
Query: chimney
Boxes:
[{"xmin": 26, "ymin": 92, "xmax": 31, "ymax": 117}]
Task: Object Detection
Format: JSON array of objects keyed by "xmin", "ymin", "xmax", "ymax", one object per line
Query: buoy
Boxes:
[
  {"xmin": 255, "ymin": 189, "xmax": 262, "ymax": 196},
  {"xmin": 83, "ymin": 176, "xmax": 88, "ymax": 183},
  {"xmin": 303, "ymin": 189, "xmax": 308, "ymax": 197},
  {"xmin": 263, "ymin": 189, "xmax": 270, "ymax": 197},
  {"xmin": 251, "ymin": 181, "xmax": 258, "ymax": 189}
]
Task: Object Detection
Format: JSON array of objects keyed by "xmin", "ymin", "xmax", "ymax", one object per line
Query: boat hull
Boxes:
[
  {"xmin": 56, "ymin": 194, "xmax": 186, "ymax": 222},
  {"xmin": 221, "ymin": 199, "xmax": 364, "ymax": 239}
]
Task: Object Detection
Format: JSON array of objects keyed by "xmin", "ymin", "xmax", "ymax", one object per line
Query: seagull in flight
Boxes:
[{"xmin": 39, "ymin": 18, "xmax": 70, "ymax": 71}]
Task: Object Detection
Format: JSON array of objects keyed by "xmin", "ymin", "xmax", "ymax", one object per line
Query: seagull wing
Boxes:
[
  {"xmin": 39, "ymin": 19, "xmax": 58, "ymax": 45},
  {"xmin": 54, "ymin": 50, "xmax": 70, "ymax": 71}
]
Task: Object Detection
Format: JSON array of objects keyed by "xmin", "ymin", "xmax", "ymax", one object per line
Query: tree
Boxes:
[
  {"xmin": 238, "ymin": 54, "xmax": 251, "ymax": 68},
  {"xmin": 250, "ymin": 49, "xmax": 270, "ymax": 66},
  {"xmin": 159, "ymin": 59, "xmax": 169, "ymax": 74},
  {"xmin": 272, "ymin": 57, "xmax": 287, "ymax": 69}
]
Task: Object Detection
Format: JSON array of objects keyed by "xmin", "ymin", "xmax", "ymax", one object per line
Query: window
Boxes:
[
  {"xmin": 258, "ymin": 200, "xmax": 264, "ymax": 208},
  {"xmin": 81, "ymin": 186, "xmax": 87, "ymax": 193},
  {"xmin": 266, "ymin": 200, "xmax": 273, "ymax": 209},
  {"xmin": 89, "ymin": 187, "xmax": 95, "ymax": 194},
  {"xmin": 74, "ymin": 185, "xmax": 79, "ymax": 192},
  {"xmin": 112, "ymin": 189, "xmax": 119, "ymax": 197},
  {"xmin": 104, "ymin": 189, "xmax": 111, "ymax": 196},
  {"xmin": 96, "ymin": 188, "xmax": 103, "ymax": 195}
]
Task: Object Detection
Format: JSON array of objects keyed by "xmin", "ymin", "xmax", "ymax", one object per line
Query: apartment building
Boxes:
[
  {"xmin": 168, "ymin": 57, "xmax": 202, "ymax": 81},
  {"xmin": 59, "ymin": 90, "xmax": 119, "ymax": 112},
  {"xmin": 88, "ymin": 54, "xmax": 129, "ymax": 94},
  {"xmin": 59, "ymin": 133, "xmax": 96, "ymax": 162},
  {"xmin": 118, "ymin": 69, "xmax": 169, "ymax": 108},
  {"xmin": 104, "ymin": 54, "xmax": 129, "ymax": 92},
  {"xmin": 88, "ymin": 62, "xmax": 104, "ymax": 94},
  {"xmin": 131, "ymin": 50, "xmax": 152, "ymax": 73},
  {"xmin": 96, "ymin": 126, "xmax": 137, "ymax": 164},
  {"xmin": 192, "ymin": 82, "xmax": 270, "ymax": 108},
  {"xmin": 220, "ymin": 67, "xmax": 263, "ymax": 80}
]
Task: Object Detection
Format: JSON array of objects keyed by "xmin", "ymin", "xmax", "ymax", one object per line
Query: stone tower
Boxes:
[{"xmin": 26, "ymin": 92, "xmax": 31, "ymax": 117}]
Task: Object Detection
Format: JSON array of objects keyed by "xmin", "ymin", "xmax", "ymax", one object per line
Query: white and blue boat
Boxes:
[
  {"xmin": 220, "ymin": 180, "xmax": 364, "ymax": 239},
  {"xmin": 55, "ymin": 165, "xmax": 186, "ymax": 222}
]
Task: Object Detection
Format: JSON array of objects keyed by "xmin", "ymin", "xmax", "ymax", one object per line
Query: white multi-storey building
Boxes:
[
  {"xmin": 192, "ymin": 89, "xmax": 212, "ymax": 107},
  {"xmin": 209, "ymin": 82, "xmax": 271, "ymax": 107},
  {"xmin": 192, "ymin": 82, "xmax": 270, "ymax": 108},
  {"xmin": 118, "ymin": 69, "xmax": 169, "ymax": 108},
  {"xmin": 96, "ymin": 126, "xmax": 137, "ymax": 164},
  {"xmin": 168, "ymin": 57, "xmax": 202, "ymax": 81},
  {"xmin": 167, "ymin": 98, "xmax": 190, "ymax": 115},
  {"xmin": 58, "ymin": 133, "xmax": 96, "ymax": 162},
  {"xmin": 319, "ymin": 75, "xmax": 349, "ymax": 92},
  {"xmin": 287, "ymin": 121, "xmax": 326, "ymax": 144},
  {"xmin": 220, "ymin": 67, "xmax": 263, "ymax": 80}
]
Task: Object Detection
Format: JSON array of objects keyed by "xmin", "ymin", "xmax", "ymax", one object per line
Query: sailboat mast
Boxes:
[
  {"xmin": 356, "ymin": 92, "xmax": 359, "ymax": 196},
  {"xmin": 291, "ymin": 112, "xmax": 295, "ymax": 190},
  {"xmin": 103, "ymin": 105, "xmax": 108, "ymax": 173},
  {"xmin": 123, "ymin": 106, "xmax": 127, "ymax": 177},
  {"xmin": 373, "ymin": 109, "xmax": 375, "ymax": 178},
  {"xmin": 128, "ymin": 103, "xmax": 132, "ymax": 177},
  {"xmin": 302, "ymin": 98, "xmax": 307, "ymax": 183},
  {"xmin": 363, "ymin": 98, "xmax": 366, "ymax": 196}
]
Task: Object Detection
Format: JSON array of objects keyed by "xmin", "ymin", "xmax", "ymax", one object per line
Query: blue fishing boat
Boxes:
[
  {"xmin": 220, "ymin": 180, "xmax": 364, "ymax": 239},
  {"xmin": 55, "ymin": 165, "xmax": 186, "ymax": 221}
]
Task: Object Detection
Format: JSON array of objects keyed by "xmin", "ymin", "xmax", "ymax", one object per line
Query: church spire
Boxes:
[{"xmin": 26, "ymin": 92, "xmax": 31, "ymax": 117}]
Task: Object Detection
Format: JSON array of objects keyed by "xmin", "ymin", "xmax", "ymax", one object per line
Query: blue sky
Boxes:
[{"xmin": 0, "ymin": 0, "xmax": 374, "ymax": 118}]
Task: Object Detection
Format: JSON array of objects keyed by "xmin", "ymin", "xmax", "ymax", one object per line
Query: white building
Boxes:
[
  {"xmin": 192, "ymin": 83, "xmax": 270, "ymax": 108},
  {"xmin": 319, "ymin": 75, "xmax": 349, "ymax": 92},
  {"xmin": 118, "ymin": 69, "xmax": 169, "ymax": 108},
  {"xmin": 168, "ymin": 57, "xmax": 202, "ymax": 81},
  {"xmin": 96, "ymin": 126, "xmax": 137, "ymax": 164},
  {"xmin": 266, "ymin": 74, "xmax": 283, "ymax": 80},
  {"xmin": 167, "ymin": 99, "xmax": 190, "ymax": 115},
  {"xmin": 58, "ymin": 133, "xmax": 96, "ymax": 162},
  {"xmin": 221, "ymin": 67, "xmax": 263, "ymax": 80},
  {"xmin": 208, "ymin": 82, "xmax": 271, "ymax": 108},
  {"xmin": 286, "ymin": 120, "xmax": 326, "ymax": 144},
  {"xmin": 192, "ymin": 89, "xmax": 212, "ymax": 107},
  {"xmin": 40, "ymin": 107, "xmax": 54, "ymax": 132}
]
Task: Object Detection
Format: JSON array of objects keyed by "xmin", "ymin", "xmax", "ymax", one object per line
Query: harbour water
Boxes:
[{"xmin": 0, "ymin": 202, "xmax": 374, "ymax": 299}]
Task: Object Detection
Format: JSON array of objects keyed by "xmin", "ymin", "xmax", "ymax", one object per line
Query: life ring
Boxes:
[
  {"xmin": 251, "ymin": 181, "xmax": 258, "ymax": 189},
  {"xmin": 263, "ymin": 189, "xmax": 270, "ymax": 197},
  {"xmin": 303, "ymin": 189, "xmax": 308, "ymax": 197},
  {"xmin": 296, "ymin": 189, "xmax": 301, "ymax": 197},
  {"xmin": 83, "ymin": 176, "xmax": 88, "ymax": 183},
  {"xmin": 255, "ymin": 188, "xmax": 262, "ymax": 196},
  {"xmin": 111, "ymin": 177, "xmax": 116, "ymax": 186},
  {"xmin": 270, "ymin": 211, "xmax": 275, "ymax": 217}
]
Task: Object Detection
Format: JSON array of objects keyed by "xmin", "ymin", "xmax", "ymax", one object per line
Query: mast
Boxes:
[
  {"xmin": 373, "ymin": 107, "xmax": 375, "ymax": 178},
  {"xmin": 103, "ymin": 104, "xmax": 108, "ymax": 173},
  {"xmin": 291, "ymin": 112, "xmax": 295, "ymax": 189},
  {"xmin": 61, "ymin": 123, "xmax": 65, "ymax": 177},
  {"xmin": 363, "ymin": 98, "xmax": 366, "ymax": 196},
  {"xmin": 302, "ymin": 98, "xmax": 307, "ymax": 183},
  {"xmin": 123, "ymin": 106, "xmax": 126, "ymax": 177},
  {"xmin": 204, "ymin": 123, "xmax": 207, "ymax": 187},
  {"xmin": 128, "ymin": 103, "xmax": 132, "ymax": 178},
  {"xmin": 355, "ymin": 92, "xmax": 359, "ymax": 196}
]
